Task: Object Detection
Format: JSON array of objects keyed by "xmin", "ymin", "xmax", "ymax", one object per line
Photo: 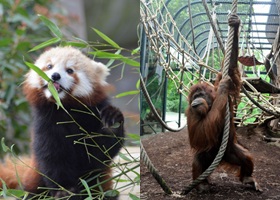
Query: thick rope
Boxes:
[
  {"xmin": 140, "ymin": 75, "xmax": 186, "ymax": 132},
  {"xmin": 140, "ymin": 141, "xmax": 173, "ymax": 194}
]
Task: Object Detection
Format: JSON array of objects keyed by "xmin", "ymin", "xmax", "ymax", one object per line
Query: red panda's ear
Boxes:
[{"xmin": 91, "ymin": 60, "xmax": 110, "ymax": 85}]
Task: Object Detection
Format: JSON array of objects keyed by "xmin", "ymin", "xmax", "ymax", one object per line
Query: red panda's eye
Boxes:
[
  {"xmin": 47, "ymin": 64, "xmax": 53, "ymax": 69},
  {"xmin": 66, "ymin": 68, "xmax": 74, "ymax": 74}
]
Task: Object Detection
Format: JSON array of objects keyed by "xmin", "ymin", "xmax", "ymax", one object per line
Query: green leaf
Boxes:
[
  {"xmin": 129, "ymin": 193, "xmax": 140, "ymax": 200},
  {"xmin": 24, "ymin": 62, "xmax": 51, "ymax": 82},
  {"xmin": 1, "ymin": 138, "xmax": 9, "ymax": 152},
  {"xmin": 114, "ymin": 179, "xmax": 130, "ymax": 183},
  {"xmin": 72, "ymin": 36, "xmax": 89, "ymax": 45},
  {"xmin": 48, "ymin": 82, "xmax": 63, "ymax": 109},
  {"xmin": 118, "ymin": 152, "xmax": 132, "ymax": 162},
  {"xmin": 90, "ymin": 51, "xmax": 123, "ymax": 59},
  {"xmin": 80, "ymin": 179, "xmax": 92, "ymax": 199},
  {"xmin": 3, "ymin": 189, "xmax": 26, "ymax": 198},
  {"xmin": 38, "ymin": 14, "xmax": 62, "ymax": 38},
  {"xmin": 106, "ymin": 49, "xmax": 122, "ymax": 67},
  {"xmin": 136, "ymin": 79, "xmax": 140, "ymax": 89},
  {"xmin": 10, "ymin": 144, "xmax": 16, "ymax": 158},
  {"xmin": 127, "ymin": 133, "xmax": 140, "ymax": 141},
  {"xmin": 64, "ymin": 41, "xmax": 88, "ymax": 48},
  {"xmin": 134, "ymin": 175, "xmax": 140, "ymax": 183},
  {"xmin": 115, "ymin": 90, "xmax": 139, "ymax": 98},
  {"xmin": 120, "ymin": 57, "xmax": 140, "ymax": 67},
  {"xmin": 92, "ymin": 28, "xmax": 120, "ymax": 48},
  {"xmin": 104, "ymin": 190, "xmax": 119, "ymax": 197},
  {"xmin": 132, "ymin": 47, "xmax": 140, "ymax": 55},
  {"xmin": 0, "ymin": 179, "xmax": 7, "ymax": 198},
  {"xmin": 29, "ymin": 37, "xmax": 61, "ymax": 52},
  {"xmin": 90, "ymin": 51, "xmax": 140, "ymax": 67}
]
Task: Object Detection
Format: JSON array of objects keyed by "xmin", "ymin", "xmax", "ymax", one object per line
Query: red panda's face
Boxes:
[
  {"xmin": 40, "ymin": 59, "xmax": 91, "ymax": 100},
  {"xmin": 25, "ymin": 47, "xmax": 110, "ymax": 101}
]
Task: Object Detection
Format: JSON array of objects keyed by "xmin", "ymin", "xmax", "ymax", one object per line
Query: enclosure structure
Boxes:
[{"xmin": 140, "ymin": 0, "xmax": 280, "ymax": 135}]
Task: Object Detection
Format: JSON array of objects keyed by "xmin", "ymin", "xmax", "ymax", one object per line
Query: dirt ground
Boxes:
[{"xmin": 140, "ymin": 127, "xmax": 280, "ymax": 200}]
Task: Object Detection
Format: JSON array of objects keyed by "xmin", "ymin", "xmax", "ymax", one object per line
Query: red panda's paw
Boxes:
[{"xmin": 100, "ymin": 105, "xmax": 124, "ymax": 129}]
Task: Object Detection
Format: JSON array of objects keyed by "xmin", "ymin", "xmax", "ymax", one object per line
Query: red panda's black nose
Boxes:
[{"xmin": 51, "ymin": 72, "xmax": 61, "ymax": 81}]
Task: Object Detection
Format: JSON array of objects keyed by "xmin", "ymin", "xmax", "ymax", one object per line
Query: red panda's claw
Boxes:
[{"xmin": 100, "ymin": 105, "xmax": 124, "ymax": 129}]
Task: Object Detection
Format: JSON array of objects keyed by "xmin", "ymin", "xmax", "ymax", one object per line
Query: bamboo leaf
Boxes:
[
  {"xmin": 106, "ymin": 49, "xmax": 122, "ymax": 67},
  {"xmin": 0, "ymin": 180, "xmax": 7, "ymax": 198},
  {"xmin": 92, "ymin": 28, "xmax": 120, "ymax": 48},
  {"xmin": 24, "ymin": 61, "xmax": 51, "ymax": 82},
  {"xmin": 115, "ymin": 90, "xmax": 139, "ymax": 98},
  {"xmin": 131, "ymin": 47, "xmax": 140, "ymax": 55},
  {"xmin": 120, "ymin": 57, "xmax": 140, "ymax": 67},
  {"xmin": 129, "ymin": 193, "xmax": 140, "ymax": 200},
  {"xmin": 127, "ymin": 133, "xmax": 140, "ymax": 141},
  {"xmin": 72, "ymin": 36, "xmax": 89, "ymax": 45},
  {"xmin": 136, "ymin": 79, "xmax": 140, "ymax": 89},
  {"xmin": 38, "ymin": 15, "xmax": 62, "ymax": 38},
  {"xmin": 64, "ymin": 41, "xmax": 88, "ymax": 48},
  {"xmin": 90, "ymin": 51, "xmax": 139, "ymax": 67},
  {"xmin": 48, "ymin": 82, "xmax": 63, "ymax": 109},
  {"xmin": 90, "ymin": 51, "xmax": 123, "ymax": 59},
  {"xmin": 1, "ymin": 138, "xmax": 9, "ymax": 152},
  {"xmin": 104, "ymin": 190, "xmax": 119, "ymax": 197},
  {"xmin": 2, "ymin": 189, "xmax": 26, "ymax": 198},
  {"xmin": 29, "ymin": 37, "xmax": 61, "ymax": 52},
  {"xmin": 118, "ymin": 152, "xmax": 132, "ymax": 162},
  {"xmin": 115, "ymin": 179, "xmax": 130, "ymax": 183},
  {"xmin": 80, "ymin": 179, "xmax": 93, "ymax": 199}
]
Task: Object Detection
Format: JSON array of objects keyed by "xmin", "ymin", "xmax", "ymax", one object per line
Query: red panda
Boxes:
[{"xmin": 0, "ymin": 46, "xmax": 125, "ymax": 199}]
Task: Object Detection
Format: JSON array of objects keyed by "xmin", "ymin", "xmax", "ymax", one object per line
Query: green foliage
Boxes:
[
  {"xmin": 141, "ymin": 73, "xmax": 163, "ymax": 120},
  {"xmin": 0, "ymin": 0, "xmax": 63, "ymax": 156},
  {"xmin": 166, "ymin": 79, "xmax": 186, "ymax": 113}
]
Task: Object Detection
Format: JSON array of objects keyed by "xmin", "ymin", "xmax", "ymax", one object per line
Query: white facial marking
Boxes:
[
  {"xmin": 26, "ymin": 70, "xmax": 41, "ymax": 89},
  {"xmin": 66, "ymin": 60, "xmax": 75, "ymax": 68},
  {"xmin": 72, "ymin": 71, "xmax": 93, "ymax": 97}
]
